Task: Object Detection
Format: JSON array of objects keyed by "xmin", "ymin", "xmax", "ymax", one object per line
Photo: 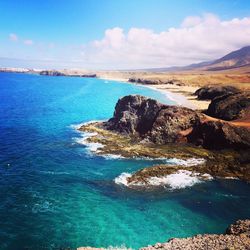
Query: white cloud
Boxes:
[
  {"xmin": 24, "ymin": 39, "xmax": 34, "ymax": 45},
  {"xmin": 9, "ymin": 33, "xmax": 18, "ymax": 42},
  {"xmin": 79, "ymin": 13, "xmax": 250, "ymax": 69}
]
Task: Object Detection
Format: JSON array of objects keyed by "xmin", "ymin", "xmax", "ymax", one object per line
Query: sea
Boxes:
[{"xmin": 0, "ymin": 72, "xmax": 249, "ymax": 250}]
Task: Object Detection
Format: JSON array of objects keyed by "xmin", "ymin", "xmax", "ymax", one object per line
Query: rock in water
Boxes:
[
  {"xmin": 195, "ymin": 85, "xmax": 239, "ymax": 100},
  {"xmin": 206, "ymin": 91, "xmax": 250, "ymax": 120}
]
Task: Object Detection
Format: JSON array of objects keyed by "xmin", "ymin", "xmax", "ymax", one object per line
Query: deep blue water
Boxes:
[{"xmin": 0, "ymin": 72, "xmax": 250, "ymax": 250}]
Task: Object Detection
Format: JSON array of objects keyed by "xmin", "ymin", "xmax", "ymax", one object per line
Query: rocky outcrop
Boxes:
[
  {"xmin": 104, "ymin": 95, "xmax": 250, "ymax": 149},
  {"xmin": 142, "ymin": 219, "xmax": 250, "ymax": 250},
  {"xmin": 128, "ymin": 78, "xmax": 163, "ymax": 85},
  {"xmin": 40, "ymin": 70, "xmax": 65, "ymax": 76},
  {"xmin": 150, "ymin": 106, "xmax": 200, "ymax": 144},
  {"xmin": 77, "ymin": 220, "xmax": 250, "ymax": 250},
  {"xmin": 81, "ymin": 74, "xmax": 97, "ymax": 78},
  {"xmin": 226, "ymin": 219, "xmax": 250, "ymax": 235},
  {"xmin": 40, "ymin": 70, "xmax": 97, "ymax": 78},
  {"xmin": 206, "ymin": 92, "xmax": 250, "ymax": 120},
  {"xmin": 188, "ymin": 120, "xmax": 250, "ymax": 150},
  {"xmin": 194, "ymin": 85, "xmax": 239, "ymax": 100},
  {"xmin": 128, "ymin": 78, "xmax": 184, "ymax": 86},
  {"xmin": 104, "ymin": 95, "xmax": 200, "ymax": 143}
]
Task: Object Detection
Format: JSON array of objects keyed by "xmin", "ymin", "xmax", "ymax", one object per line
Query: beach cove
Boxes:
[{"xmin": 0, "ymin": 72, "xmax": 250, "ymax": 249}]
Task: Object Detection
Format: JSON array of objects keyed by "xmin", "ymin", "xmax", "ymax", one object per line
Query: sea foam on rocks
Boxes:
[{"xmin": 115, "ymin": 170, "xmax": 213, "ymax": 190}]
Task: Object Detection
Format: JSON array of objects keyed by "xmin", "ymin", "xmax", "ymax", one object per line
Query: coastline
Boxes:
[{"xmin": 98, "ymin": 75, "xmax": 210, "ymax": 110}]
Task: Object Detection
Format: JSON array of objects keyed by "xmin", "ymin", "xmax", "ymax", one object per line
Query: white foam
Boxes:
[
  {"xmin": 70, "ymin": 120, "xmax": 106, "ymax": 130},
  {"xmin": 165, "ymin": 158, "xmax": 206, "ymax": 166},
  {"xmin": 133, "ymin": 157, "xmax": 205, "ymax": 166},
  {"xmin": 114, "ymin": 170, "xmax": 213, "ymax": 189},
  {"xmin": 114, "ymin": 172, "xmax": 132, "ymax": 186},
  {"xmin": 147, "ymin": 170, "xmax": 202, "ymax": 189},
  {"xmin": 73, "ymin": 131, "xmax": 104, "ymax": 153},
  {"xmin": 102, "ymin": 154, "xmax": 125, "ymax": 160}
]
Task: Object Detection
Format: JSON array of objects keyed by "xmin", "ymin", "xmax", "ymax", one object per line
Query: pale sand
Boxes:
[
  {"xmin": 143, "ymin": 84, "xmax": 210, "ymax": 110},
  {"xmin": 98, "ymin": 75, "xmax": 210, "ymax": 110}
]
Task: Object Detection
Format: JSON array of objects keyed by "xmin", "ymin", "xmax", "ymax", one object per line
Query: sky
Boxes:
[{"xmin": 0, "ymin": 0, "xmax": 250, "ymax": 69}]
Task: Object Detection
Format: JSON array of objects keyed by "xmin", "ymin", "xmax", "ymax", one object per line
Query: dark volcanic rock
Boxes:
[
  {"xmin": 150, "ymin": 106, "xmax": 200, "ymax": 144},
  {"xmin": 128, "ymin": 78, "xmax": 162, "ymax": 85},
  {"xmin": 128, "ymin": 78, "xmax": 185, "ymax": 86},
  {"xmin": 105, "ymin": 95, "xmax": 200, "ymax": 143},
  {"xmin": 195, "ymin": 85, "xmax": 239, "ymax": 100},
  {"xmin": 80, "ymin": 74, "xmax": 96, "ymax": 78},
  {"xmin": 40, "ymin": 70, "xmax": 65, "ymax": 76},
  {"xmin": 206, "ymin": 91, "xmax": 250, "ymax": 120},
  {"xmin": 105, "ymin": 95, "xmax": 166, "ymax": 135},
  {"xmin": 189, "ymin": 120, "xmax": 250, "ymax": 150},
  {"xmin": 105, "ymin": 95, "xmax": 250, "ymax": 148}
]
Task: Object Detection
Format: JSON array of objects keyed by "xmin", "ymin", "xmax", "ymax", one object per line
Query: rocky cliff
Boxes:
[
  {"xmin": 194, "ymin": 85, "xmax": 239, "ymax": 100},
  {"xmin": 104, "ymin": 95, "xmax": 250, "ymax": 149},
  {"xmin": 206, "ymin": 91, "xmax": 250, "ymax": 121}
]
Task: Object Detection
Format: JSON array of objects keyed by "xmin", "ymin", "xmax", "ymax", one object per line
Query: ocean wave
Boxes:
[
  {"xmin": 71, "ymin": 121, "xmax": 106, "ymax": 153},
  {"xmin": 102, "ymin": 154, "xmax": 125, "ymax": 160},
  {"xmin": 70, "ymin": 120, "xmax": 106, "ymax": 130},
  {"xmin": 132, "ymin": 156, "xmax": 206, "ymax": 166},
  {"xmin": 71, "ymin": 122, "xmax": 206, "ymax": 165},
  {"xmin": 165, "ymin": 158, "xmax": 206, "ymax": 166},
  {"xmin": 114, "ymin": 170, "xmax": 213, "ymax": 190},
  {"xmin": 39, "ymin": 170, "xmax": 71, "ymax": 175},
  {"xmin": 114, "ymin": 172, "xmax": 132, "ymax": 186},
  {"xmin": 73, "ymin": 131, "xmax": 104, "ymax": 153}
]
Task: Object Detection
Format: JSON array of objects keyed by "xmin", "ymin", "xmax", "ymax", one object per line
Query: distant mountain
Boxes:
[
  {"xmin": 145, "ymin": 46, "xmax": 250, "ymax": 72},
  {"xmin": 203, "ymin": 46, "xmax": 250, "ymax": 71}
]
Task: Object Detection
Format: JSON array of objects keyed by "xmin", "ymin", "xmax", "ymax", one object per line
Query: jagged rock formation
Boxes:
[
  {"xmin": 189, "ymin": 120, "xmax": 250, "ymax": 150},
  {"xmin": 206, "ymin": 91, "xmax": 250, "ymax": 120},
  {"xmin": 194, "ymin": 85, "xmax": 239, "ymax": 100},
  {"xmin": 141, "ymin": 219, "xmax": 250, "ymax": 250},
  {"xmin": 104, "ymin": 95, "xmax": 250, "ymax": 149},
  {"xmin": 104, "ymin": 95, "xmax": 200, "ymax": 144}
]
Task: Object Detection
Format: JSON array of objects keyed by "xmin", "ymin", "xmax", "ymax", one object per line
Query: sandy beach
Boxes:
[{"xmin": 98, "ymin": 74, "xmax": 210, "ymax": 110}]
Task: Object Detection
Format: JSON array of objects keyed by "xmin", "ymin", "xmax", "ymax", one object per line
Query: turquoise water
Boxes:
[{"xmin": 0, "ymin": 72, "xmax": 250, "ymax": 250}]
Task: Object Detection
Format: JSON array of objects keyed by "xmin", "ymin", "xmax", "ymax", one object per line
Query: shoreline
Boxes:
[{"xmin": 98, "ymin": 75, "xmax": 210, "ymax": 110}]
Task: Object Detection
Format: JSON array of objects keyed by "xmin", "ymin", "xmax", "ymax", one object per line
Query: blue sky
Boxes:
[{"xmin": 0, "ymin": 0, "xmax": 250, "ymax": 69}]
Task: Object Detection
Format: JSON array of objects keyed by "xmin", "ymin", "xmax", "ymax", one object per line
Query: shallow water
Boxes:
[{"xmin": 0, "ymin": 73, "xmax": 250, "ymax": 250}]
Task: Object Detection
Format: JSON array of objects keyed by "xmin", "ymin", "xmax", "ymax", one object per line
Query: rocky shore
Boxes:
[
  {"xmin": 141, "ymin": 219, "xmax": 250, "ymax": 250},
  {"xmin": 77, "ymin": 220, "xmax": 250, "ymax": 250},
  {"xmin": 40, "ymin": 70, "xmax": 97, "ymax": 78},
  {"xmin": 79, "ymin": 86, "xmax": 250, "ymax": 186}
]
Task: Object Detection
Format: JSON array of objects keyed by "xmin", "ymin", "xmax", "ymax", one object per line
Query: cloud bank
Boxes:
[
  {"xmin": 4, "ymin": 14, "xmax": 250, "ymax": 69},
  {"xmin": 80, "ymin": 13, "xmax": 250, "ymax": 69}
]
